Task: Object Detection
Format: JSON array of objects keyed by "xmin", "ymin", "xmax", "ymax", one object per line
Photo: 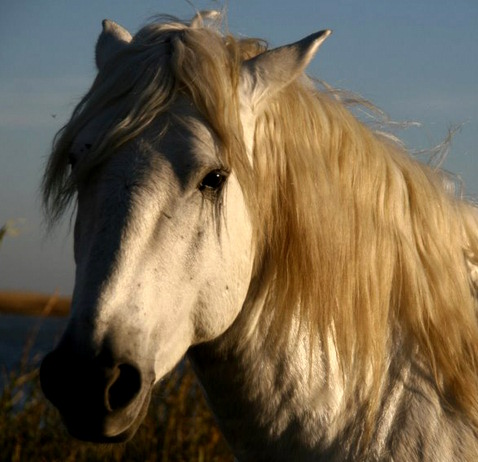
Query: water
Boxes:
[{"xmin": 0, "ymin": 313, "xmax": 67, "ymax": 390}]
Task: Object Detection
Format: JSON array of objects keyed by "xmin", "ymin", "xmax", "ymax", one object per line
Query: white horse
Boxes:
[{"xmin": 40, "ymin": 12, "xmax": 478, "ymax": 461}]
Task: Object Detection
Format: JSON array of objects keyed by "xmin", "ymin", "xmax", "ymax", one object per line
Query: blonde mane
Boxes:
[{"xmin": 42, "ymin": 16, "xmax": 478, "ymax": 431}]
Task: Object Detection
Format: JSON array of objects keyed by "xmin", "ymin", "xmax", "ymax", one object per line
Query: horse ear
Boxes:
[
  {"xmin": 96, "ymin": 20, "xmax": 132, "ymax": 70},
  {"xmin": 240, "ymin": 30, "xmax": 332, "ymax": 111}
]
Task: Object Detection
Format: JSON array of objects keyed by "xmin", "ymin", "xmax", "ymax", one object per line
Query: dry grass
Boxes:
[{"xmin": 0, "ymin": 351, "xmax": 234, "ymax": 461}]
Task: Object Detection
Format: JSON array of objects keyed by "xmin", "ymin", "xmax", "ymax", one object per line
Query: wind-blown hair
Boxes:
[{"xmin": 42, "ymin": 15, "xmax": 478, "ymax": 431}]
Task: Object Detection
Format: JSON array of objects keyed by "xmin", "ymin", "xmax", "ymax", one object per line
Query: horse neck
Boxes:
[
  {"xmin": 188, "ymin": 301, "xmax": 478, "ymax": 461},
  {"xmin": 188, "ymin": 297, "xmax": 353, "ymax": 459}
]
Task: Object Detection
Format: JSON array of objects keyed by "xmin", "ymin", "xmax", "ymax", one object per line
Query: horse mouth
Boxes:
[
  {"xmin": 60, "ymin": 389, "xmax": 152, "ymax": 443},
  {"xmin": 40, "ymin": 346, "xmax": 156, "ymax": 444}
]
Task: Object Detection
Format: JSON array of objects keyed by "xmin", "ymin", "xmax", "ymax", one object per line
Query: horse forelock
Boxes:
[
  {"xmin": 42, "ymin": 15, "xmax": 261, "ymax": 224},
  {"xmin": 42, "ymin": 13, "xmax": 478, "ymax": 433}
]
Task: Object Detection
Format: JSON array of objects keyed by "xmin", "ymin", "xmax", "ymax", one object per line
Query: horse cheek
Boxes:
[{"xmin": 192, "ymin": 177, "xmax": 254, "ymax": 343}]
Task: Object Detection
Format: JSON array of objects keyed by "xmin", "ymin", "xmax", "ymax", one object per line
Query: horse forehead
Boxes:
[
  {"xmin": 153, "ymin": 113, "xmax": 219, "ymax": 167},
  {"xmin": 73, "ymin": 98, "xmax": 219, "ymax": 168}
]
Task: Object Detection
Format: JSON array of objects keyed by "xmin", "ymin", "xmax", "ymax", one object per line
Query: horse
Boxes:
[{"xmin": 40, "ymin": 11, "xmax": 478, "ymax": 461}]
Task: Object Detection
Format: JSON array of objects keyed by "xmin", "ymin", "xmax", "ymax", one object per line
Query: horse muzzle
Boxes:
[{"xmin": 40, "ymin": 344, "xmax": 153, "ymax": 442}]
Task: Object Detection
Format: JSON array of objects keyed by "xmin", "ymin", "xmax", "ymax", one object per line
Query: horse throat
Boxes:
[{"xmin": 187, "ymin": 305, "xmax": 348, "ymax": 460}]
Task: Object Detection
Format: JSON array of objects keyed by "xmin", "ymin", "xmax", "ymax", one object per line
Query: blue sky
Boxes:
[{"xmin": 0, "ymin": 0, "xmax": 477, "ymax": 295}]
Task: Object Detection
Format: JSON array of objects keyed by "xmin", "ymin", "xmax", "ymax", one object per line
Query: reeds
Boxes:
[{"xmin": 0, "ymin": 353, "xmax": 233, "ymax": 461}]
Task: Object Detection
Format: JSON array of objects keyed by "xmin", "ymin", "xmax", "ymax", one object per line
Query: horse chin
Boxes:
[{"xmin": 61, "ymin": 389, "xmax": 152, "ymax": 444}]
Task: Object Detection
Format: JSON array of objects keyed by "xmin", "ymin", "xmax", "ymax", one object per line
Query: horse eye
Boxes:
[{"xmin": 198, "ymin": 169, "xmax": 228, "ymax": 192}]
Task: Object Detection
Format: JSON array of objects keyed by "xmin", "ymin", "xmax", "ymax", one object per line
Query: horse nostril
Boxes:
[
  {"xmin": 41, "ymin": 347, "xmax": 144, "ymax": 419},
  {"xmin": 106, "ymin": 363, "xmax": 142, "ymax": 411}
]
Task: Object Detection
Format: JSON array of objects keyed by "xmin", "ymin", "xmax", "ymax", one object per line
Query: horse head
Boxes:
[{"xmin": 40, "ymin": 15, "xmax": 329, "ymax": 442}]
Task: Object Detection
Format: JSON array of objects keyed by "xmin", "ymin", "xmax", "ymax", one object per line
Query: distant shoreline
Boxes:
[{"xmin": 0, "ymin": 291, "xmax": 70, "ymax": 317}]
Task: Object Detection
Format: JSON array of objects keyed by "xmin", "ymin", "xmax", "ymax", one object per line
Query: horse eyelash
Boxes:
[{"xmin": 198, "ymin": 169, "xmax": 229, "ymax": 194}]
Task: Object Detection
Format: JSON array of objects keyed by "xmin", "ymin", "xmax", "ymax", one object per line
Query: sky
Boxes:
[{"xmin": 0, "ymin": 0, "xmax": 477, "ymax": 295}]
